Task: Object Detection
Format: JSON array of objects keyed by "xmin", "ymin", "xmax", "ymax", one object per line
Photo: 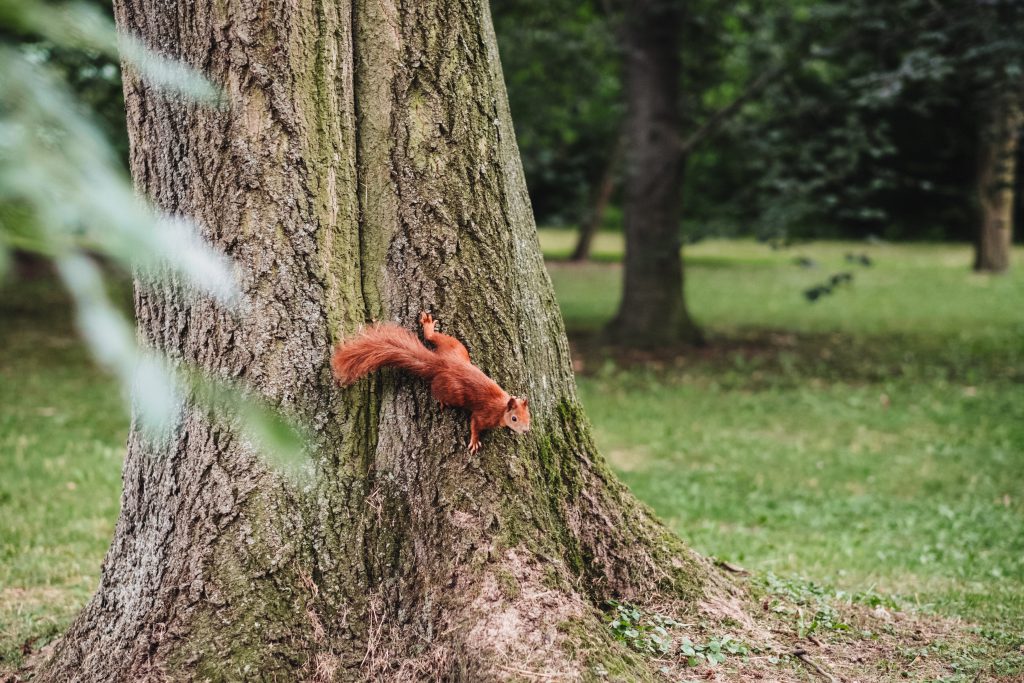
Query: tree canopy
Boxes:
[{"xmin": 494, "ymin": 0, "xmax": 1023, "ymax": 245}]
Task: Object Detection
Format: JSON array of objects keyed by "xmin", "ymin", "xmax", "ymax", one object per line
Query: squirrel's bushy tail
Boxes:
[{"xmin": 331, "ymin": 323, "xmax": 437, "ymax": 385}]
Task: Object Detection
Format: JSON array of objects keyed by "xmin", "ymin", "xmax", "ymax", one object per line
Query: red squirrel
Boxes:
[{"xmin": 331, "ymin": 312, "xmax": 530, "ymax": 453}]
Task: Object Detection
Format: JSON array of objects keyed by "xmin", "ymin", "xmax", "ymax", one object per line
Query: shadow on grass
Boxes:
[
  {"xmin": 544, "ymin": 253, "xmax": 776, "ymax": 269},
  {"xmin": 566, "ymin": 326, "xmax": 1023, "ymax": 388}
]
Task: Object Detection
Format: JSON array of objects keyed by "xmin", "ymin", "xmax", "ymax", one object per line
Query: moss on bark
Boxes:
[{"xmin": 41, "ymin": 0, "xmax": 724, "ymax": 680}]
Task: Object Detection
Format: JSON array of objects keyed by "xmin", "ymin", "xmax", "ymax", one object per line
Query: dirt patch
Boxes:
[
  {"xmin": 0, "ymin": 587, "xmax": 70, "ymax": 610},
  {"xmin": 566, "ymin": 327, "xmax": 1023, "ymax": 386},
  {"xmin": 605, "ymin": 448, "xmax": 651, "ymax": 473},
  {"xmin": 466, "ymin": 549, "xmax": 592, "ymax": 680}
]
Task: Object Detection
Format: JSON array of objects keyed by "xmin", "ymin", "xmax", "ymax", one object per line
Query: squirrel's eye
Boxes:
[{"xmin": 511, "ymin": 416, "xmax": 518, "ymax": 422}]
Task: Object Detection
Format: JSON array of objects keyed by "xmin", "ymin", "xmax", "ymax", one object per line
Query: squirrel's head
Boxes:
[{"xmin": 502, "ymin": 396, "xmax": 531, "ymax": 434}]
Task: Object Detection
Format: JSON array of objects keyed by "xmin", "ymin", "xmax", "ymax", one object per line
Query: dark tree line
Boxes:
[
  {"xmin": 494, "ymin": 0, "xmax": 1023, "ymax": 348},
  {"xmin": 11, "ymin": 0, "xmax": 1023, "ymax": 352},
  {"xmin": 497, "ymin": 0, "xmax": 1023, "ymax": 252}
]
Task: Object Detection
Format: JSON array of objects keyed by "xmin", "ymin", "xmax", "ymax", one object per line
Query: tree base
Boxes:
[
  {"xmin": 973, "ymin": 259, "xmax": 1010, "ymax": 274},
  {"xmin": 22, "ymin": 555, "xmax": 990, "ymax": 682}
]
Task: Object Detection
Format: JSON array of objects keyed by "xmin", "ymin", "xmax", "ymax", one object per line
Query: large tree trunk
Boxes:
[
  {"xmin": 974, "ymin": 92, "xmax": 1022, "ymax": 273},
  {"xmin": 41, "ymin": 0, "xmax": 730, "ymax": 680},
  {"xmin": 608, "ymin": 0, "xmax": 701, "ymax": 347}
]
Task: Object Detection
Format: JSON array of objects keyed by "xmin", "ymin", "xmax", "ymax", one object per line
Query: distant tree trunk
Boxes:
[
  {"xmin": 608, "ymin": 0, "xmax": 701, "ymax": 347},
  {"xmin": 570, "ymin": 133, "xmax": 624, "ymax": 262},
  {"xmin": 40, "ymin": 0, "xmax": 724, "ymax": 679},
  {"xmin": 974, "ymin": 92, "xmax": 1023, "ymax": 273}
]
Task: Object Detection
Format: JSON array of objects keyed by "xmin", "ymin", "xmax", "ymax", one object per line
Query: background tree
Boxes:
[
  {"xmin": 570, "ymin": 129, "xmax": 624, "ymax": 261},
  {"xmin": 731, "ymin": 0, "xmax": 1024, "ymax": 267},
  {"xmin": 609, "ymin": 0, "xmax": 700, "ymax": 347},
  {"xmin": 975, "ymin": 90, "xmax": 1022, "ymax": 272},
  {"xmin": 962, "ymin": 2, "xmax": 1024, "ymax": 272},
  {"xmin": 39, "ymin": 0, "xmax": 732, "ymax": 678},
  {"xmin": 606, "ymin": 0, "xmax": 796, "ymax": 347}
]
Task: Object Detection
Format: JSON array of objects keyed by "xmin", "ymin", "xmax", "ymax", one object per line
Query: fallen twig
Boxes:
[
  {"xmin": 793, "ymin": 648, "xmax": 841, "ymax": 683},
  {"xmin": 715, "ymin": 559, "xmax": 749, "ymax": 575}
]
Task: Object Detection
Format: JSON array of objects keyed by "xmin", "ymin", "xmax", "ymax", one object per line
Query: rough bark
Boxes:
[
  {"xmin": 608, "ymin": 0, "xmax": 702, "ymax": 348},
  {"xmin": 41, "ymin": 0, "xmax": 729, "ymax": 680},
  {"xmin": 974, "ymin": 92, "xmax": 1022, "ymax": 273},
  {"xmin": 570, "ymin": 134, "xmax": 623, "ymax": 262}
]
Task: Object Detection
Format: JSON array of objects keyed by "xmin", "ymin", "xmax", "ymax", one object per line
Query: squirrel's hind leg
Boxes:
[
  {"xmin": 419, "ymin": 311, "xmax": 436, "ymax": 337},
  {"xmin": 420, "ymin": 311, "xmax": 471, "ymax": 362}
]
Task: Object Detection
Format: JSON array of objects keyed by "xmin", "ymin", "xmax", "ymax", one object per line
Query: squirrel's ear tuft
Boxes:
[
  {"xmin": 507, "ymin": 397, "xmax": 517, "ymax": 410},
  {"xmin": 522, "ymin": 397, "xmax": 529, "ymax": 407}
]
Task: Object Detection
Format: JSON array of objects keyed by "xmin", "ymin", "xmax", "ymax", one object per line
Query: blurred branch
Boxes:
[
  {"xmin": 672, "ymin": 0, "xmax": 954, "ymax": 158},
  {"xmin": 572, "ymin": 129, "xmax": 626, "ymax": 261},
  {"xmin": 674, "ymin": 64, "xmax": 786, "ymax": 156},
  {"xmin": 0, "ymin": 1, "xmax": 304, "ymax": 471}
]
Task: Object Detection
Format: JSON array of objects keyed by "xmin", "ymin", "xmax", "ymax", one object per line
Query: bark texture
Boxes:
[
  {"xmin": 42, "ymin": 0, "xmax": 729, "ymax": 681},
  {"xmin": 608, "ymin": 0, "xmax": 701, "ymax": 347},
  {"xmin": 974, "ymin": 92, "xmax": 1022, "ymax": 273}
]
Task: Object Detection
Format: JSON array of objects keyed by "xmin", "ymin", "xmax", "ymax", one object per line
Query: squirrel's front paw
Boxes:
[
  {"xmin": 468, "ymin": 438, "xmax": 481, "ymax": 454},
  {"xmin": 419, "ymin": 311, "xmax": 434, "ymax": 326}
]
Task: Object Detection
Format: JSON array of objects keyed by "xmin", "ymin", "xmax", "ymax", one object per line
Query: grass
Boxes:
[
  {"xmin": 0, "ymin": 278, "xmax": 127, "ymax": 669},
  {"xmin": 1, "ymin": 234, "xmax": 1022, "ymax": 675},
  {"xmin": 542, "ymin": 230, "xmax": 1024, "ymax": 656}
]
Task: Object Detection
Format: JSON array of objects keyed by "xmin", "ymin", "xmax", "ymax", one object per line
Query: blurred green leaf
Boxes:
[{"xmin": 0, "ymin": 0, "xmax": 306, "ymax": 474}]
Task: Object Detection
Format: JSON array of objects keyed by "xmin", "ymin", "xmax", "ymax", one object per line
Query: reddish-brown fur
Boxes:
[{"xmin": 331, "ymin": 312, "xmax": 530, "ymax": 453}]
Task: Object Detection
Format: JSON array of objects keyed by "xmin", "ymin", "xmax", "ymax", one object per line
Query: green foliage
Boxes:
[
  {"xmin": 605, "ymin": 601, "xmax": 680, "ymax": 656},
  {"xmin": 1, "ymin": 1, "xmax": 231, "ymax": 433},
  {"xmin": 0, "ymin": 1, "xmax": 303, "ymax": 466},
  {"xmin": 492, "ymin": 0, "xmax": 1023, "ymax": 241},
  {"xmin": 492, "ymin": 0, "xmax": 622, "ymax": 225},
  {"xmin": 12, "ymin": 1, "xmax": 1013, "ymax": 243},
  {"xmin": 760, "ymin": 573, "xmax": 853, "ymax": 638},
  {"xmin": 730, "ymin": 0, "xmax": 1024, "ymax": 240},
  {"xmin": 677, "ymin": 634, "xmax": 748, "ymax": 668},
  {"xmin": 604, "ymin": 601, "xmax": 748, "ymax": 666},
  {"xmin": 491, "ymin": 0, "xmax": 778, "ymax": 229}
]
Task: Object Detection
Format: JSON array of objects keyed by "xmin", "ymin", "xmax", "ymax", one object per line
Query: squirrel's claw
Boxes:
[{"xmin": 468, "ymin": 438, "xmax": 481, "ymax": 454}]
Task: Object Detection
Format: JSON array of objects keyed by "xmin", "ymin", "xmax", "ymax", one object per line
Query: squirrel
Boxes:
[{"xmin": 331, "ymin": 312, "xmax": 531, "ymax": 453}]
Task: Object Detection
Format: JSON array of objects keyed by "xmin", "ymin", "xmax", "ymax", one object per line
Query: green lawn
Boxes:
[
  {"xmin": 0, "ymin": 278, "xmax": 127, "ymax": 667},
  {"xmin": 543, "ymin": 230, "xmax": 1024, "ymax": 642},
  {"xmin": 1, "ymin": 235, "xmax": 1022, "ymax": 672}
]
